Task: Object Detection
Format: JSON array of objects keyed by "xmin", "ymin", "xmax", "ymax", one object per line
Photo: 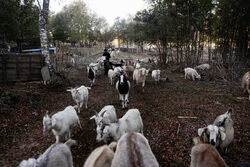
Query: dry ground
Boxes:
[{"xmin": 0, "ymin": 52, "xmax": 249, "ymax": 167}]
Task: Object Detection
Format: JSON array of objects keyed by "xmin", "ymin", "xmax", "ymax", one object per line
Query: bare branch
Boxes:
[
  {"xmin": 177, "ymin": 116, "xmax": 198, "ymax": 119},
  {"xmin": 36, "ymin": 0, "xmax": 41, "ymax": 10}
]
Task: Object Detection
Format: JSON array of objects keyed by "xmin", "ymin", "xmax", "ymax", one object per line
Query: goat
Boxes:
[
  {"xmin": 198, "ymin": 109, "xmax": 234, "ymax": 152},
  {"xmin": 133, "ymin": 67, "xmax": 149, "ymax": 92},
  {"xmin": 100, "ymin": 109, "xmax": 143, "ymax": 143},
  {"xmin": 125, "ymin": 65, "xmax": 134, "ymax": 76},
  {"xmin": 190, "ymin": 137, "xmax": 227, "ymax": 167},
  {"xmin": 184, "ymin": 67, "xmax": 201, "ymax": 81},
  {"xmin": 242, "ymin": 71, "xmax": 250, "ymax": 100},
  {"xmin": 87, "ymin": 66, "xmax": 96, "ymax": 87},
  {"xmin": 108, "ymin": 69, "xmax": 121, "ymax": 85},
  {"xmin": 90, "ymin": 105, "xmax": 117, "ymax": 142},
  {"xmin": 43, "ymin": 106, "xmax": 82, "ymax": 143},
  {"xmin": 152, "ymin": 70, "xmax": 161, "ymax": 84},
  {"xmin": 111, "ymin": 132, "xmax": 159, "ymax": 167},
  {"xmin": 110, "ymin": 62, "xmax": 123, "ymax": 69},
  {"xmin": 83, "ymin": 142, "xmax": 117, "ymax": 167},
  {"xmin": 194, "ymin": 63, "xmax": 211, "ymax": 71},
  {"xmin": 67, "ymin": 85, "xmax": 90, "ymax": 113},
  {"xmin": 70, "ymin": 57, "xmax": 75, "ymax": 66},
  {"xmin": 19, "ymin": 139, "xmax": 76, "ymax": 167},
  {"xmin": 116, "ymin": 74, "xmax": 131, "ymax": 109},
  {"xmin": 89, "ymin": 62, "xmax": 102, "ymax": 73}
]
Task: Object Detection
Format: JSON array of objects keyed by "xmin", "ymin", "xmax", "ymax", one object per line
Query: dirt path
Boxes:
[{"xmin": 0, "ymin": 52, "xmax": 249, "ymax": 167}]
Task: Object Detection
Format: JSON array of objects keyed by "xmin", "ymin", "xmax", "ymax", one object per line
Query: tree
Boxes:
[
  {"xmin": 48, "ymin": 12, "xmax": 69, "ymax": 42},
  {"xmin": 63, "ymin": 0, "xmax": 90, "ymax": 44},
  {"xmin": 37, "ymin": 0, "xmax": 54, "ymax": 74},
  {"xmin": 0, "ymin": 0, "xmax": 40, "ymax": 51}
]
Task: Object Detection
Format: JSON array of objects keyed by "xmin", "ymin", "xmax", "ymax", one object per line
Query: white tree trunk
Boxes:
[{"xmin": 38, "ymin": 0, "xmax": 54, "ymax": 75}]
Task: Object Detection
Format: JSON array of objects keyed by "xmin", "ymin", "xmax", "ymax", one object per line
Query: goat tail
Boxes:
[
  {"xmin": 108, "ymin": 142, "xmax": 117, "ymax": 152},
  {"xmin": 86, "ymin": 87, "xmax": 91, "ymax": 90},
  {"xmin": 73, "ymin": 105, "xmax": 78, "ymax": 110},
  {"xmin": 65, "ymin": 139, "xmax": 77, "ymax": 148}
]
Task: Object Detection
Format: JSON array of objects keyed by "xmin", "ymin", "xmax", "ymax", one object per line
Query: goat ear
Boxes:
[
  {"xmin": 90, "ymin": 115, "xmax": 96, "ymax": 120},
  {"xmin": 51, "ymin": 118, "xmax": 56, "ymax": 127},
  {"xmin": 66, "ymin": 89, "xmax": 71, "ymax": 92},
  {"xmin": 227, "ymin": 108, "xmax": 233, "ymax": 116},
  {"xmin": 198, "ymin": 128, "xmax": 206, "ymax": 136},
  {"xmin": 219, "ymin": 130, "xmax": 226, "ymax": 141}
]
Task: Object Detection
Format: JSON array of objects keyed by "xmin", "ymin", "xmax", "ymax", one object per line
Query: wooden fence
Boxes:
[{"xmin": 0, "ymin": 53, "xmax": 44, "ymax": 83}]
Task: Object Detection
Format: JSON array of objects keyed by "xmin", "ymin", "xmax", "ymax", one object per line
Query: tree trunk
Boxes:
[
  {"xmin": 177, "ymin": 42, "xmax": 179, "ymax": 64},
  {"xmin": 38, "ymin": 0, "xmax": 54, "ymax": 75},
  {"xmin": 194, "ymin": 30, "xmax": 198, "ymax": 65}
]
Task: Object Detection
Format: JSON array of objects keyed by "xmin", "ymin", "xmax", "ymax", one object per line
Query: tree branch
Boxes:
[{"xmin": 36, "ymin": 0, "xmax": 41, "ymax": 10}]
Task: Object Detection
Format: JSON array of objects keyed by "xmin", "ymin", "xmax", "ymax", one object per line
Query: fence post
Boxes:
[
  {"xmin": 56, "ymin": 41, "xmax": 58, "ymax": 72},
  {"xmin": 29, "ymin": 54, "xmax": 32, "ymax": 80},
  {"xmin": 2, "ymin": 54, "xmax": 7, "ymax": 83},
  {"xmin": 16, "ymin": 53, "xmax": 20, "ymax": 81}
]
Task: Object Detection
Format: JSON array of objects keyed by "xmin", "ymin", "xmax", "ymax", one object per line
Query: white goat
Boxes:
[
  {"xmin": 83, "ymin": 142, "xmax": 117, "ymax": 167},
  {"xmin": 135, "ymin": 62, "xmax": 141, "ymax": 69},
  {"xmin": 87, "ymin": 66, "xmax": 96, "ymax": 87},
  {"xmin": 100, "ymin": 109, "xmax": 143, "ymax": 143},
  {"xmin": 133, "ymin": 67, "xmax": 149, "ymax": 92},
  {"xmin": 242, "ymin": 71, "xmax": 250, "ymax": 100},
  {"xmin": 116, "ymin": 74, "xmax": 131, "ymax": 109},
  {"xmin": 19, "ymin": 139, "xmax": 76, "ymax": 167},
  {"xmin": 67, "ymin": 85, "xmax": 90, "ymax": 113},
  {"xmin": 152, "ymin": 70, "xmax": 161, "ymax": 84},
  {"xmin": 184, "ymin": 67, "xmax": 201, "ymax": 81},
  {"xmin": 190, "ymin": 137, "xmax": 227, "ymax": 167},
  {"xmin": 194, "ymin": 63, "xmax": 211, "ymax": 71},
  {"xmin": 108, "ymin": 69, "xmax": 121, "ymax": 85},
  {"xmin": 111, "ymin": 132, "xmax": 159, "ymax": 167},
  {"xmin": 70, "ymin": 57, "xmax": 75, "ymax": 66},
  {"xmin": 90, "ymin": 105, "xmax": 117, "ymax": 142},
  {"xmin": 89, "ymin": 61, "xmax": 102, "ymax": 73},
  {"xmin": 198, "ymin": 109, "xmax": 234, "ymax": 152},
  {"xmin": 43, "ymin": 106, "xmax": 82, "ymax": 143}
]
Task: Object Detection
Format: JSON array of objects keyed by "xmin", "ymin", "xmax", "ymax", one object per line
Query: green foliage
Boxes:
[
  {"xmin": 0, "ymin": 0, "xmax": 40, "ymax": 48},
  {"xmin": 48, "ymin": 12, "xmax": 69, "ymax": 42},
  {"xmin": 47, "ymin": 0, "xmax": 110, "ymax": 45}
]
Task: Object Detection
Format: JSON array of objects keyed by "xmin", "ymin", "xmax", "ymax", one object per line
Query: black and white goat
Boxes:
[
  {"xmin": 198, "ymin": 109, "xmax": 234, "ymax": 152},
  {"xmin": 116, "ymin": 74, "xmax": 130, "ymax": 109},
  {"xmin": 87, "ymin": 66, "xmax": 96, "ymax": 87}
]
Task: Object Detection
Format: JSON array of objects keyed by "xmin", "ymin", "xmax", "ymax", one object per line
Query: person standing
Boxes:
[{"xmin": 103, "ymin": 48, "xmax": 111, "ymax": 75}]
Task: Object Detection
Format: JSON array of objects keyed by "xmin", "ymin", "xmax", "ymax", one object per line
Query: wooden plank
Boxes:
[
  {"xmin": 2, "ymin": 54, "xmax": 6, "ymax": 82},
  {"xmin": 0, "ymin": 53, "xmax": 43, "ymax": 82},
  {"xmin": 5, "ymin": 59, "xmax": 42, "ymax": 63},
  {"xmin": 29, "ymin": 54, "xmax": 32, "ymax": 80},
  {"xmin": 6, "ymin": 69, "xmax": 41, "ymax": 75},
  {"xmin": 0, "ymin": 66, "xmax": 42, "ymax": 70},
  {"xmin": 16, "ymin": 55, "xmax": 20, "ymax": 80}
]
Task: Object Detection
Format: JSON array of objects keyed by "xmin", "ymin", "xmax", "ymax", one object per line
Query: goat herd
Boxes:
[{"xmin": 18, "ymin": 53, "xmax": 250, "ymax": 167}]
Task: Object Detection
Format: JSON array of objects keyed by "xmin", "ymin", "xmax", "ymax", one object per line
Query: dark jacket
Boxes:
[{"xmin": 103, "ymin": 51, "xmax": 110, "ymax": 61}]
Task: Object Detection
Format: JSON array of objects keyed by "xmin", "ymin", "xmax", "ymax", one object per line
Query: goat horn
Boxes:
[
  {"xmin": 228, "ymin": 108, "xmax": 233, "ymax": 114},
  {"xmin": 94, "ymin": 111, "xmax": 98, "ymax": 115},
  {"xmin": 202, "ymin": 119, "xmax": 210, "ymax": 126},
  {"xmin": 215, "ymin": 117, "xmax": 227, "ymax": 127}
]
